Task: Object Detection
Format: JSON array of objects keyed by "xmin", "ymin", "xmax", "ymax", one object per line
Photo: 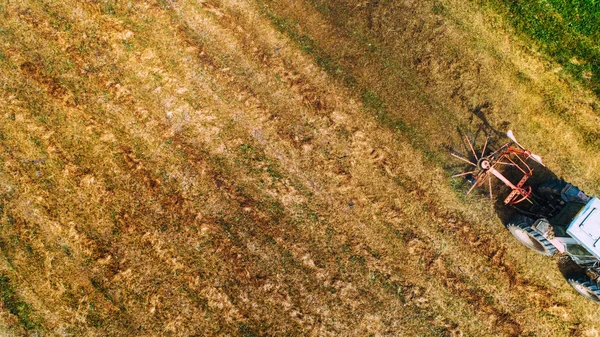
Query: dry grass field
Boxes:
[{"xmin": 0, "ymin": 0, "xmax": 599, "ymax": 336}]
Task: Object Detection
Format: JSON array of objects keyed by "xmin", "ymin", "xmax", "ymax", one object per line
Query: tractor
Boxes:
[{"xmin": 451, "ymin": 130, "xmax": 600, "ymax": 302}]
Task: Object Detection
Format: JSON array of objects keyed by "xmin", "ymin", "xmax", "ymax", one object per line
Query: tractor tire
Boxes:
[
  {"xmin": 506, "ymin": 215, "xmax": 556, "ymax": 256},
  {"xmin": 567, "ymin": 275, "xmax": 600, "ymax": 303},
  {"xmin": 537, "ymin": 178, "xmax": 567, "ymax": 202}
]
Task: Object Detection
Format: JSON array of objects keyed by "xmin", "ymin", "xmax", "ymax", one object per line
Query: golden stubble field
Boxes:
[{"xmin": 0, "ymin": 0, "xmax": 599, "ymax": 336}]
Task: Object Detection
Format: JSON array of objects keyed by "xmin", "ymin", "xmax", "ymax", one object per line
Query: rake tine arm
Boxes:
[
  {"xmin": 466, "ymin": 180, "xmax": 479, "ymax": 195},
  {"xmin": 450, "ymin": 152, "xmax": 476, "ymax": 166},
  {"xmin": 452, "ymin": 171, "xmax": 477, "ymax": 178},
  {"xmin": 487, "ymin": 143, "xmax": 509, "ymax": 158},
  {"xmin": 481, "ymin": 135, "xmax": 490, "ymax": 158},
  {"xmin": 465, "ymin": 135, "xmax": 478, "ymax": 160}
]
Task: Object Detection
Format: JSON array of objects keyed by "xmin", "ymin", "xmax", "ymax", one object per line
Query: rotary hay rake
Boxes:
[{"xmin": 450, "ymin": 130, "xmax": 545, "ymax": 205}]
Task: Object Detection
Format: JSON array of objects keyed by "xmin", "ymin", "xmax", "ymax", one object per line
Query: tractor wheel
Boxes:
[
  {"xmin": 567, "ymin": 275, "xmax": 600, "ymax": 303},
  {"xmin": 506, "ymin": 215, "xmax": 556, "ymax": 256},
  {"xmin": 537, "ymin": 178, "xmax": 567, "ymax": 202}
]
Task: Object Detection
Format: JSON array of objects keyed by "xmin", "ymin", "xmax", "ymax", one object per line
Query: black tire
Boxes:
[
  {"xmin": 506, "ymin": 215, "xmax": 556, "ymax": 256},
  {"xmin": 537, "ymin": 178, "xmax": 567, "ymax": 202},
  {"xmin": 567, "ymin": 275, "xmax": 600, "ymax": 303}
]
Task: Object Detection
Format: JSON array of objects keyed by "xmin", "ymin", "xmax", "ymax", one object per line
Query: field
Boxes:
[{"xmin": 0, "ymin": 0, "xmax": 599, "ymax": 336}]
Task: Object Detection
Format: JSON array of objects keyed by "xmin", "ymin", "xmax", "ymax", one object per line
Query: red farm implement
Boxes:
[{"xmin": 450, "ymin": 130, "xmax": 545, "ymax": 205}]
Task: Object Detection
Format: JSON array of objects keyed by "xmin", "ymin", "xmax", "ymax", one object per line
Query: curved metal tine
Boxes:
[
  {"xmin": 466, "ymin": 179, "xmax": 479, "ymax": 195},
  {"xmin": 487, "ymin": 142, "xmax": 509, "ymax": 158},
  {"xmin": 480, "ymin": 135, "xmax": 490, "ymax": 158},
  {"xmin": 465, "ymin": 134, "xmax": 479, "ymax": 161},
  {"xmin": 452, "ymin": 170, "xmax": 477, "ymax": 178},
  {"xmin": 450, "ymin": 152, "xmax": 477, "ymax": 166},
  {"xmin": 456, "ymin": 126, "xmax": 475, "ymax": 159}
]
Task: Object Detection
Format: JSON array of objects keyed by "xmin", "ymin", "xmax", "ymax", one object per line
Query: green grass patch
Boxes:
[
  {"xmin": 361, "ymin": 88, "xmax": 411, "ymax": 133},
  {"xmin": 101, "ymin": 1, "xmax": 117, "ymax": 16},
  {"xmin": 121, "ymin": 39, "xmax": 134, "ymax": 52},
  {"xmin": 483, "ymin": 0, "xmax": 600, "ymax": 97},
  {"xmin": 0, "ymin": 275, "xmax": 40, "ymax": 331}
]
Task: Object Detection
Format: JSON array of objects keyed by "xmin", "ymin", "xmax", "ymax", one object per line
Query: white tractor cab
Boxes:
[
  {"xmin": 508, "ymin": 187, "xmax": 600, "ymax": 302},
  {"xmin": 450, "ymin": 130, "xmax": 600, "ymax": 302}
]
